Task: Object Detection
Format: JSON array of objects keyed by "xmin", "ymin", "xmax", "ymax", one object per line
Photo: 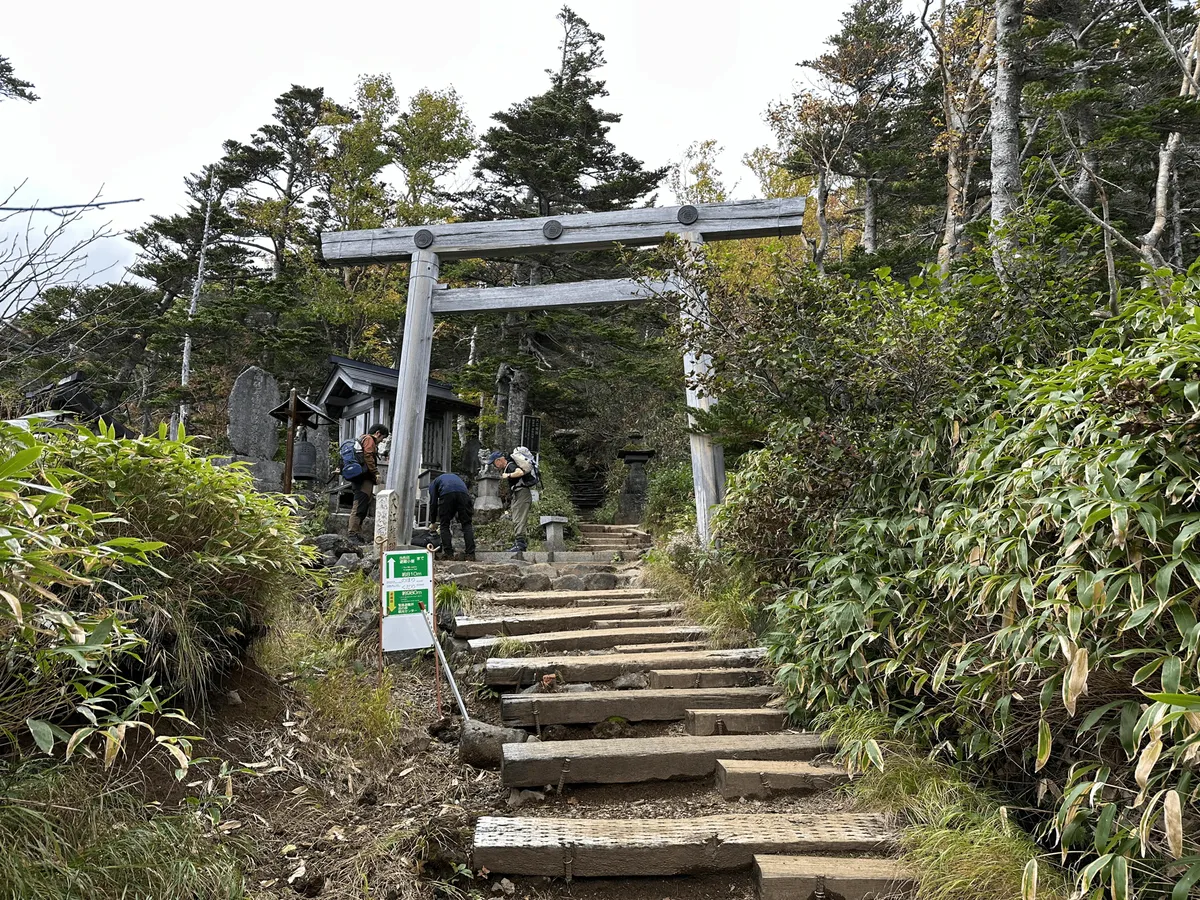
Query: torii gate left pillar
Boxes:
[
  {"xmin": 383, "ymin": 248, "xmax": 439, "ymax": 547},
  {"xmin": 319, "ymin": 198, "xmax": 807, "ymax": 549}
]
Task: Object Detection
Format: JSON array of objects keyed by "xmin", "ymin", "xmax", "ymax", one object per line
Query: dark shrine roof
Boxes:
[{"xmin": 319, "ymin": 355, "xmax": 479, "ymax": 416}]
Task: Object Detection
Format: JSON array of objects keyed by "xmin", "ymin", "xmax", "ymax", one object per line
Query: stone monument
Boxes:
[{"xmin": 222, "ymin": 366, "xmax": 284, "ymax": 491}]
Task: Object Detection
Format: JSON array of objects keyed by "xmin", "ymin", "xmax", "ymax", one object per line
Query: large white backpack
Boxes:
[{"xmin": 509, "ymin": 446, "xmax": 540, "ymax": 487}]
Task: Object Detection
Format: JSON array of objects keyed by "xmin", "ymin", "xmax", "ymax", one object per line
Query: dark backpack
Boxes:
[{"xmin": 339, "ymin": 438, "xmax": 365, "ymax": 481}]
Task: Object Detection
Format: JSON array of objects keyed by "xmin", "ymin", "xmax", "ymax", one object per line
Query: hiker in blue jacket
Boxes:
[{"xmin": 428, "ymin": 471, "xmax": 476, "ymax": 561}]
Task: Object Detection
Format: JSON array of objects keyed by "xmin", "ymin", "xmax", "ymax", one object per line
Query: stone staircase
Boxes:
[
  {"xmin": 443, "ymin": 554, "xmax": 915, "ymax": 898},
  {"xmin": 577, "ymin": 522, "xmax": 652, "ymax": 554}
]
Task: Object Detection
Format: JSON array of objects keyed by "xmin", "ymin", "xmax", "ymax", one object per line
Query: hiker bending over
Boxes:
[
  {"xmin": 489, "ymin": 447, "xmax": 539, "ymax": 554},
  {"xmin": 428, "ymin": 471, "xmax": 476, "ymax": 561},
  {"xmin": 342, "ymin": 423, "xmax": 389, "ymax": 543}
]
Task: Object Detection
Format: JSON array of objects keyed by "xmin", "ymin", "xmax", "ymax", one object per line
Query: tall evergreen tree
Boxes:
[
  {"xmin": 452, "ymin": 7, "xmax": 673, "ymax": 458},
  {"xmin": 471, "ymin": 7, "xmax": 666, "ymax": 218}
]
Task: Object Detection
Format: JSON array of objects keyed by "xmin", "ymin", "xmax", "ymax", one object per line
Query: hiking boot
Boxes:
[
  {"xmin": 507, "ymin": 544, "xmax": 526, "ymax": 554},
  {"xmin": 462, "ymin": 552, "xmax": 476, "ymax": 562},
  {"xmin": 348, "ymin": 532, "xmax": 366, "ymax": 545}
]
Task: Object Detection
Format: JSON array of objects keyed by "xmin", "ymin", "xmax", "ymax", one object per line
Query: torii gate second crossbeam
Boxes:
[{"xmin": 318, "ymin": 197, "xmax": 807, "ymax": 548}]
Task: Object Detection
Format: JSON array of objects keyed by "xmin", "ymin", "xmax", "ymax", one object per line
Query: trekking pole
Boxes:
[{"xmin": 418, "ymin": 600, "xmax": 469, "ymax": 721}]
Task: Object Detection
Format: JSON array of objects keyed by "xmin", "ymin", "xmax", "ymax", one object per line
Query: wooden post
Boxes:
[
  {"xmin": 385, "ymin": 249, "xmax": 440, "ymax": 546},
  {"xmin": 679, "ymin": 232, "xmax": 725, "ymax": 546},
  {"xmin": 281, "ymin": 387, "xmax": 298, "ymax": 493}
]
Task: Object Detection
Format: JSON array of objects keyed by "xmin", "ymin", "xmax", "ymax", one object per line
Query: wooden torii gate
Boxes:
[{"xmin": 319, "ymin": 197, "xmax": 807, "ymax": 547}]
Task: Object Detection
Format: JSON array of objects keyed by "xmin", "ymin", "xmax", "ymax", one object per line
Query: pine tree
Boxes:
[{"xmin": 471, "ymin": 7, "xmax": 666, "ymax": 218}]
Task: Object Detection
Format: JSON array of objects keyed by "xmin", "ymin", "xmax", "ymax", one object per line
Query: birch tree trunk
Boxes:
[
  {"xmin": 938, "ymin": 125, "xmax": 967, "ymax": 276},
  {"xmin": 990, "ymin": 0, "xmax": 1025, "ymax": 278},
  {"xmin": 814, "ymin": 167, "xmax": 831, "ymax": 272},
  {"xmin": 862, "ymin": 178, "xmax": 879, "ymax": 254},
  {"xmin": 1142, "ymin": 22, "xmax": 1200, "ymax": 267}
]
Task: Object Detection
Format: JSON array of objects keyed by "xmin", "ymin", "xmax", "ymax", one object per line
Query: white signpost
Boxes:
[{"xmin": 381, "ymin": 549, "xmax": 435, "ymax": 651}]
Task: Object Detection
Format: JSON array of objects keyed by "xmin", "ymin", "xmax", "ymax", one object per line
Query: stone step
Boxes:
[
  {"xmin": 469, "ymin": 550, "xmax": 636, "ymax": 564},
  {"xmin": 485, "ymin": 648, "xmax": 766, "ymax": 685},
  {"xmin": 591, "ymin": 617, "xmax": 682, "ymax": 629},
  {"xmin": 615, "ymin": 640, "xmax": 709, "ymax": 653},
  {"xmin": 686, "ymin": 708, "xmax": 789, "ymax": 736},
  {"xmin": 579, "ymin": 523, "xmax": 646, "ymax": 534},
  {"xmin": 453, "ymin": 604, "xmax": 674, "ymax": 639},
  {"xmin": 501, "ymin": 687, "xmax": 778, "ymax": 727},
  {"xmin": 501, "ymin": 732, "xmax": 835, "ymax": 787},
  {"xmin": 477, "ymin": 588, "xmax": 657, "ymax": 609},
  {"xmin": 755, "ymin": 855, "xmax": 916, "ymax": 900},
  {"xmin": 580, "ymin": 540, "xmax": 647, "ymax": 549},
  {"xmin": 650, "ymin": 668, "xmax": 768, "ymax": 689},
  {"xmin": 717, "ymin": 760, "xmax": 850, "ymax": 800},
  {"xmin": 472, "ymin": 813, "xmax": 893, "ymax": 877},
  {"xmin": 469, "ymin": 625, "xmax": 709, "ymax": 654}
]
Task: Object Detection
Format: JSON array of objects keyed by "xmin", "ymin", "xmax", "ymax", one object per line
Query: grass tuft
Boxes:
[
  {"xmin": 0, "ymin": 763, "xmax": 243, "ymax": 900},
  {"xmin": 489, "ymin": 636, "xmax": 535, "ymax": 658},
  {"xmin": 818, "ymin": 707, "xmax": 1069, "ymax": 900}
]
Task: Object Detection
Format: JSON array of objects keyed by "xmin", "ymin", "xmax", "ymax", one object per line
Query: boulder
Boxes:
[
  {"xmin": 444, "ymin": 572, "xmax": 484, "ymax": 590},
  {"xmin": 550, "ymin": 574, "xmax": 586, "ymax": 592},
  {"xmin": 459, "ymin": 720, "xmax": 537, "ymax": 769},
  {"xmin": 334, "ymin": 552, "xmax": 361, "ymax": 569},
  {"xmin": 584, "ymin": 572, "xmax": 618, "ymax": 591},
  {"xmin": 522, "ymin": 563, "xmax": 558, "ymax": 579},
  {"xmin": 520, "ymin": 574, "xmax": 553, "ymax": 592},
  {"xmin": 490, "ymin": 573, "xmax": 522, "ymax": 592},
  {"xmin": 610, "ymin": 672, "xmax": 648, "ymax": 690},
  {"xmin": 312, "ymin": 533, "xmax": 349, "ymax": 553}
]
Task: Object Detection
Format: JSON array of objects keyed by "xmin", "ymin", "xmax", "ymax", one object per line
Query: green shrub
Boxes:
[
  {"xmin": 768, "ymin": 287, "xmax": 1200, "ymax": 896},
  {"xmin": 1, "ymin": 421, "xmax": 314, "ymax": 765},
  {"xmin": 643, "ymin": 460, "xmax": 695, "ymax": 534},
  {"xmin": 44, "ymin": 423, "xmax": 315, "ymax": 704},
  {"xmin": 0, "ymin": 421, "xmax": 169, "ymax": 759}
]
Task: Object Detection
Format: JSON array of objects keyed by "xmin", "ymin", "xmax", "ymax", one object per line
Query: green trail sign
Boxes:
[{"xmin": 381, "ymin": 549, "xmax": 434, "ymax": 651}]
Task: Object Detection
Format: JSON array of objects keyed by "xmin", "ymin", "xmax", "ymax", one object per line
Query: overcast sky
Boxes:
[{"xmin": 2, "ymin": 0, "xmax": 865, "ymax": 280}]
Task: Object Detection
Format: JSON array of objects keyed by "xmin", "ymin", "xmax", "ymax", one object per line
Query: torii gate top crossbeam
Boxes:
[{"xmin": 319, "ymin": 198, "xmax": 806, "ymax": 265}]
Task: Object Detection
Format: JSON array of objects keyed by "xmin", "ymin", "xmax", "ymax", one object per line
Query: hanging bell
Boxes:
[{"xmin": 292, "ymin": 439, "xmax": 318, "ymax": 481}]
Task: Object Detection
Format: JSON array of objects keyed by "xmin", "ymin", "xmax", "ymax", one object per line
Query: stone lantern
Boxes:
[{"xmin": 615, "ymin": 432, "xmax": 656, "ymax": 525}]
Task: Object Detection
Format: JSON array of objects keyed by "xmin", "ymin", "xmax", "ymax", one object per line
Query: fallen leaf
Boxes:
[
  {"xmin": 217, "ymin": 820, "xmax": 242, "ymax": 832},
  {"xmin": 280, "ymin": 844, "xmax": 299, "ymax": 856},
  {"xmin": 325, "ymin": 825, "xmax": 346, "ymax": 842},
  {"xmin": 287, "ymin": 862, "xmax": 307, "ymax": 884},
  {"xmin": 1164, "ymin": 790, "xmax": 1183, "ymax": 859},
  {"xmin": 398, "ymin": 766, "xmax": 415, "ymax": 778}
]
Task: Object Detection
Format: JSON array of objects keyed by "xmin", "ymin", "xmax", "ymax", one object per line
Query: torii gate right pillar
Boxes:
[{"xmin": 680, "ymin": 231, "xmax": 725, "ymax": 546}]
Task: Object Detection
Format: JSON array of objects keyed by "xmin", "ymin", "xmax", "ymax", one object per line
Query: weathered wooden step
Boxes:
[
  {"xmin": 501, "ymin": 732, "xmax": 834, "ymax": 787},
  {"xmin": 650, "ymin": 667, "xmax": 767, "ymax": 689},
  {"xmin": 717, "ymin": 760, "xmax": 849, "ymax": 799},
  {"xmin": 615, "ymin": 640, "xmax": 709, "ymax": 653},
  {"xmin": 454, "ymin": 604, "xmax": 673, "ymax": 639},
  {"xmin": 687, "ymin": 708, "xmax": 788, "ymax": 736},
  {"xmin": 477, "ymin": 588, "xmax": 656, "ymax": 608},
  {"xmin": 578, "ymin": 523, "xmax": 649, "ymax": 535},
  {"xmin": 470, "ymin": 625, "xmax": 708, "ymax": 654},
  {"xmin": 472, "ymin": 813, "xmax": 893, "ymax": 877},
  {"xmin": 501, "ymin": 687, "xmax": 777, "ymax": 727},
  {"xmin": 755, "ymin": 855, "xmax": 915, "ymax": 900},
  {"xmin": 485, "ymin": 648, "xmax": 766, "ymax": 685},
  {"xmin": 591, "ymin": 617, "xmax": 681, "ymax": 629}
]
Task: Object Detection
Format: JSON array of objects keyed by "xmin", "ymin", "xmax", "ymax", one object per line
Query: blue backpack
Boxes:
[{"xmin": 339, "ymin": 439, "xmax": 365, "ymax": 481}]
